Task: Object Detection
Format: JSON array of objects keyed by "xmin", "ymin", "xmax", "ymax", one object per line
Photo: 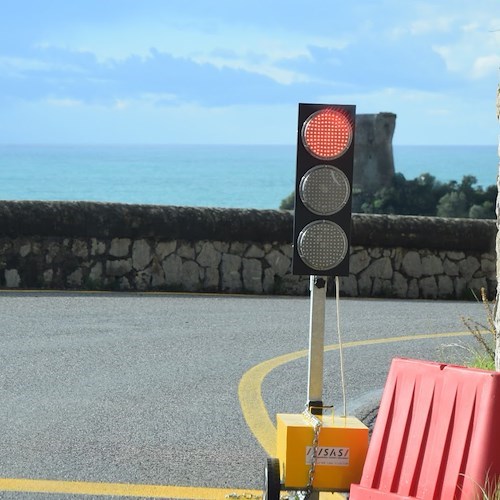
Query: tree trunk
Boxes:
[{"xmin": 496, "ymin": 84, "xmax": 500, "ymax": 371}]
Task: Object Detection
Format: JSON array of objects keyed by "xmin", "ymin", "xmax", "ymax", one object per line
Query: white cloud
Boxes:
[
  {"xmin": 472, "ymin": 55, "xmax": 500, "ymax": 79},
  {"xmin": 45, "ymin": 97, "xmax": 83, "ymax": 107},
  {"xmin": 410, "ymin": 16, "xmax": 454, "ymax": 35}
]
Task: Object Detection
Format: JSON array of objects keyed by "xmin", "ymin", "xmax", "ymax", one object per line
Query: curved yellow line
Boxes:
[{"xmin": 239, "ymin": 331, "xmax": 472, "ymax": 457}]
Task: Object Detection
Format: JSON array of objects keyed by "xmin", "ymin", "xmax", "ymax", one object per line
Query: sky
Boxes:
[{"xmin": 0, "ymin": 0, "xmax": 499, "ymax": 145}]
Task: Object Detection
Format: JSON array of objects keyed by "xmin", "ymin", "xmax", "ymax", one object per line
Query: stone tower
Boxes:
[{"xmin": 353, "ymin": 112, "xmax": 396, "ymax": 193}]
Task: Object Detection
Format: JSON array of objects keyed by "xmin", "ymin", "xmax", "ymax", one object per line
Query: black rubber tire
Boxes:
[{"xmin": 263, "ymin": 457, "xmax": 281, "ymax": 500}]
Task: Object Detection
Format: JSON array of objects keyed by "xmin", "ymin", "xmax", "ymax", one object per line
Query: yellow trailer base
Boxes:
[{"xmin": 276, "ymin": 413, "xmax": 368, "ymax": 492}]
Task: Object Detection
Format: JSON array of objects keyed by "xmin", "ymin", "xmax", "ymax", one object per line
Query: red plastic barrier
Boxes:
[{"xmin": 350, "ymin": 357, "xmax": 500, "ymax": 499}]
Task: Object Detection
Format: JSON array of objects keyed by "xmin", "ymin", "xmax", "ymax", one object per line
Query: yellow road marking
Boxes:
[
  {"xmin": 0, "ymin": 477, "xmax": 261, "ymax": 499},
  {"xmin": 0, "ymin": 330, "xmax": 472, "ymax": 498},
  {"xmin": 239, "ymin": 331, "xmax": 472, "ymax": 457}
]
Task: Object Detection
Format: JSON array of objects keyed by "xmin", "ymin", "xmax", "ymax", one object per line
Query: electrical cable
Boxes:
[{"xmin": 335, "ymin": 276, "xmax": 347, "ymax": 417}]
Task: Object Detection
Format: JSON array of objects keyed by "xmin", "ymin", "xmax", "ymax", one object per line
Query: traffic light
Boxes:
[{"xmin": 292, "ymin": 103, "xmax": 356, "ymax": 276}]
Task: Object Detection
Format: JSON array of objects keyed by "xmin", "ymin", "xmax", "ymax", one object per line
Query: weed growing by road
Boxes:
[{"xmin": 461, "ymin": 288, "xmax": 497, "ymax": 371}]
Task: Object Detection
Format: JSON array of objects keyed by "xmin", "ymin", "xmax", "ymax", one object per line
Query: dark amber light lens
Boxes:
[{"xmin": 297, "ymin": 220, "xmax": 348, "ymax": 271}]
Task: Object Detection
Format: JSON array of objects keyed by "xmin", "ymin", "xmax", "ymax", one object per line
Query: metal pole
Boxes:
[{"xmin": 307, "ymin": 275, "xmax": 327, "ymax": 412}]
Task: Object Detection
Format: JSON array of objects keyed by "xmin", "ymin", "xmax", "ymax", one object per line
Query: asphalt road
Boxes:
[{"xmin": 0, "ymin": 291, "xmax": 484, "ymax": 499}]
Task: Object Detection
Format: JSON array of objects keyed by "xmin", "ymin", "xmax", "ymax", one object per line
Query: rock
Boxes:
[
  {"xmin": 106, "ymin": 259, "xmax": 132, "ymax": 277},
  {"xmin": 438, "ymin": 275, "xmax": 454, "ymax": 298},
  {"xmin": 163, "ymin": 254, "xmax": 183, "ymax": 287},
  {"xmin": 110, "ymin": 238, "xmax": 130, "ymax": 258},
  {"xmin": 72, "ymin": 239, "xmax": 89, "ymax": 259},
  {"xmin": 350, "ymin": 249, "xmax": 370, "ymax": 274},
  {"xmin": 422, "ymin": 254, "xmax": 443, "ymax": 276},
  {"xmin": 459, "ymin": 256, "xmax": 480, "ymax": 281},
  {"xmin": 392, "ymin": 272, "xmax": 408, "ymax": 298},
  {"xmin": 242, "ymin": 258, "xmax": 263, "ymax": 293},
  {"xmin": 5, "ymin": 269, "xmax": 20, "ymax": 287},
  {"xmin": 132, "ymin": 239, "xmax": 152, "ymax": 271},
  {"xmin": 182, "ymin": 260, "xmax": 201, "ymax": 291},
  {"xmin": 221, "ymin": 254, "xmax": 242, "ymax": 292},
  {"xmin": 265, "ymin": 250, "xmax": 290, "ymax": 276},
  {"xmin": 401, "ymin": 251, "xmax": 422, "ymax": 278},
  {"xmin": 67, "ymin": 269, "xmax": 83, "ymax": 287},
  {"xmin": 156, "ymin": 241, "xmax": 177, "ymax": 260},
  {"xmin": 420, "ymin": 277, "xmax": 438, "ymax": 299},
  {"xmin": 197, "ymin": 242, "xmax": 221, "ymax": 268}
]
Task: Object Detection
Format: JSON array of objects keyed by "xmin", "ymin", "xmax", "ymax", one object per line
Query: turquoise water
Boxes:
[{"xmin": 0, "ymin": 144, "xmax": 496, "ymax": 209}]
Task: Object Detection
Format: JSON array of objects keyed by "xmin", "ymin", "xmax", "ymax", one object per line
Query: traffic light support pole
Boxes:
[{"xmin": 307, "ymin": 275, "xmax": 327, "ymax": 412}]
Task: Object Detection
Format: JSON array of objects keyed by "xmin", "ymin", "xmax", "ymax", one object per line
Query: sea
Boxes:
[{"xmin": 0, "ymin": 144, "xmax": 497, "ymax": 210}]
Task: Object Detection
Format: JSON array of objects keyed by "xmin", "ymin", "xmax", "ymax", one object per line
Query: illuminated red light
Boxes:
[{"xmin": 301, "ymin": 107, "xmax": 353, "ymax": 160}]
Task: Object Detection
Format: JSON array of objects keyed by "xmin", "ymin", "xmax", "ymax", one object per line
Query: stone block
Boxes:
[
  {"xmin": 372, "ymin": 278, "xmax": 392, "ymax": 297},
  {"xmin": 117, "ymin": 277, "xmax": 131, "ymax": 290},
  {"xmin": 163, "ymin": 254, "xmax": 183, "ymax": 286},
  {"xmin": 437, "ymin": 275, "xmax": 454, "ymax": 298},
  {"xmin": 72, "ymin": 239, "xmax": 89, "ymax": 259},
  {"xmin": 213, "ymin": 241, "xmax": 230, "ymax": 253},
  {"xmin": 443, "ymin": 258, "xmax": 459, "ymax": 277},
  {"xmin": 362, "ymin": 257, "xmax": 393, "ymax": 280},
  {"xmin": 245, "ymin": 244, "xmax": 265, "ymax": 259},
  {"xmin": 265, "ymin": 249, "xmax": 291, "ymax": 276},
  {"xmin": 135, "ymin": 270, "xmax": 152, "ymax": 291},
  {"xmin": 421, "ymin": 254, "xmax": 443, "ymax": 276},
  {"xmin": 150, "ymin": 258, "xmax": 166, "ymax": 287},
  {"xmin": 67, "ymin": 269, "xmax": 83, "ymax": 287},
  {"xmin": 350, "ymin": 249, "xmax": 370, "ymax": 275},
  {"xmin": 263, "ymin": 268, "xmax": 276, "ymax": 294},
  {"xmin": 177, "ymin": 243, "xmax": 195, "ymax": 260},
  {"xmin": 197, "ymin": 241, "xmax": 221, "ymax": 268},
  {"xmin": 221, "ymin": 254, "xmax": 242, "ymax": 292},
  {"xmin": 110, "ymin": 238, "xmax": 130, "ymax": 258},
  {"xmin": 459, "ymin": 256, "xmax": 480, "ymax": 281},
  {"xmin": 43, "ymin": 269, "xmax": 53, "ymax": 284},
  {"xmin": 392, "ymin": 272, "xmax": 408, "ymax": 298},
  {"xmin": 156, "ymin": 241, "xmax": 177, "ymax": 260},
  {"xmin": 89, "ymin": 262, "xmax": 103, "ymax": 282},
  {"xmin": 358, "ymin": 274, "xmax": 372, "ymax": 296},
  {"xmin": 481, "ymin": 257, "xmax": 496, "ymax": 279},
  {"xmin": 402, "ymin": 251, "xmax": 422, "ymax": 278},
  {"xmin": 393, "ymin": 247, "xmax": 404, "ymax": 271},
  {"xmin": 454, "ymin": 277, "xmax": 467, "ymax": 299},
  {"xmin": 408, "ymin": 279, "xmax": 420, "ymax": 299},
  {"xmin": 340, "ymin": 274, "xmax": 358, "ymax": 297},
  {"xmin": 242, "ymin": 258, "xmax": 263, "ymax": 294},
  {"xmin": 106, "ymin": 259, "xmax": 132, "ymax": 277},
  {"xmin": 230, "ymin": 242, "xmax": 248, "ymax": 255},
  {"xmin": 19, "ymin": 243, "xmax": 31, "ymax": 257},
  {"xmin": 91, "ymin": 238, "xmax": 106, "ymax": 256},
  {"xmin": 46, "ymin": 242, "xmax": 61, "ymax": 264},
  {"xmin": 182, "ymin": 260, "xmax": 201, "ymax": 291},
  {"xmin": 203, "ymin": 267, "xmax": 220, "ymax": 290},
  {"xmin": 5, "ymin": 269, "xmax": 20, "ymax": 287},
  {"xmin": 446, "ymin": 251, "xmax": 466, "ymax": 261},
  {"xmin": 420, "ymin": 276, "xmax": 438, "ymax": 299},
  {"xmin": 281, "ymin": 244, "xmax": 293, "ymax": 259},
  {"xmin": 132, "ymin": 239, "xmax": 152, "ymax": 271}
]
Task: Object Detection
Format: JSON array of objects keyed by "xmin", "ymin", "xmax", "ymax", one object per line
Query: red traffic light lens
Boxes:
[{"xmin": 301, "ymin": 107, "xmax": 353, "ymax": 160}]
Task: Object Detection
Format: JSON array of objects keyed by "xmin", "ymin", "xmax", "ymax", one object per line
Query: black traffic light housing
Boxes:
[{"xmin": 292, "ymin": 103, "xmax": 356, "ymax": 276}]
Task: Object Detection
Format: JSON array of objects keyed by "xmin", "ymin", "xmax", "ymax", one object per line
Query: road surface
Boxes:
[{"xmin": 0, "ymin": 291, "xmax": 482, "ymax": 498}]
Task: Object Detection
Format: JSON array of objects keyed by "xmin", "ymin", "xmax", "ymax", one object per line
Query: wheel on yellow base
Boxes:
[{"xmin": 263, "ymin": 457, "xmax": 281, "ymax": 500}]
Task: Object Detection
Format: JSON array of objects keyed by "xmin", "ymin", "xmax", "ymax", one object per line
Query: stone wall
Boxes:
[{"xmin": 0, "ymin": 201, "xmax": 496, "ymax": 299}]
